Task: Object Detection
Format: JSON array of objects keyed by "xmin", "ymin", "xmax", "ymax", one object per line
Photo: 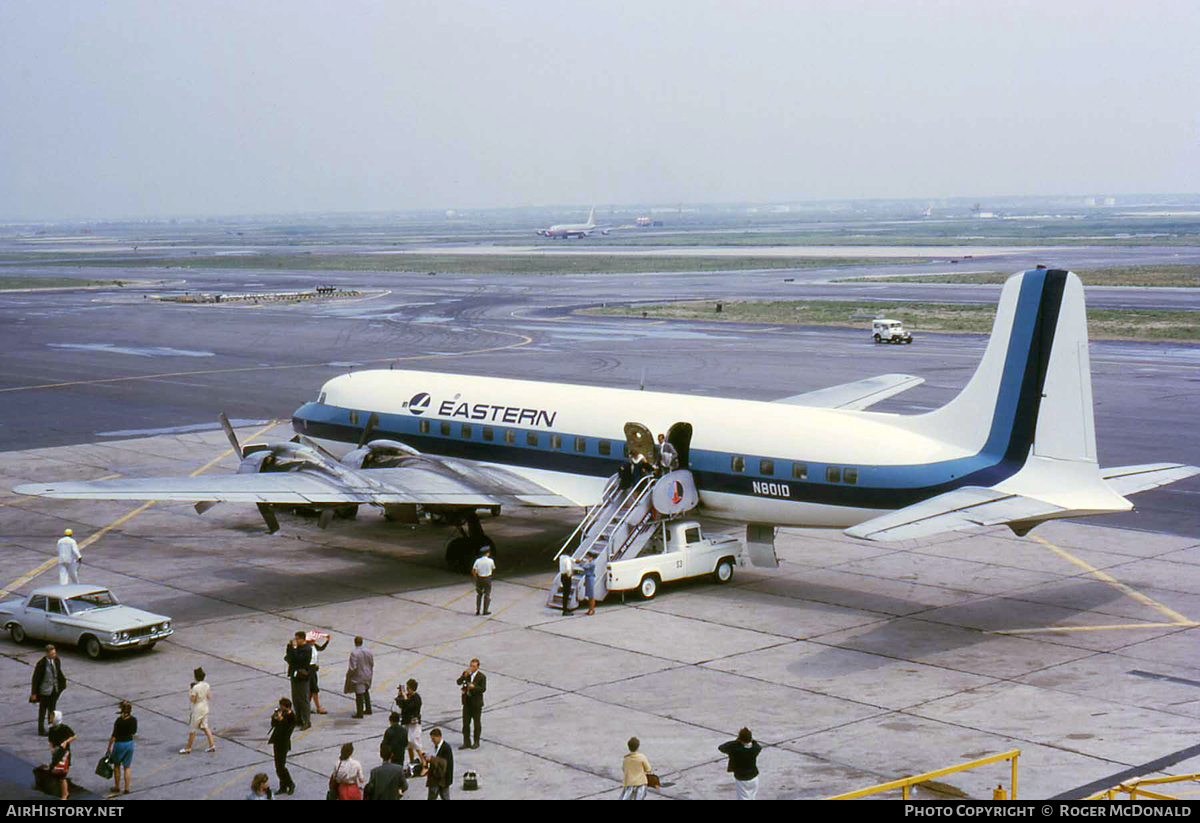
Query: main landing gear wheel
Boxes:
[
  {"xmin": 445, "ymin": 537, "xmax": 476, "ymax": 574},
  {"xmin": 444, "ymin": 512, "xmax": 497, "ymax": 573}
]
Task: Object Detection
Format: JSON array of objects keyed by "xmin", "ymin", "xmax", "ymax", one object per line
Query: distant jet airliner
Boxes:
[
  {"xmin": 536, "ymin": 207, "xmax": 609, "ymax": 238},
  {"xmin": 17, "ymin": 270, "xmax": 1197, "ymax": 575}
]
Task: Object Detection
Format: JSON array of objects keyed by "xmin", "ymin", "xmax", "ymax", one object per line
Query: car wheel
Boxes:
[
  {"xmin": 905, "ymin": 338, "xmax": 912, "ymax": 344},
  {"xmin": 873, "ymin": 334, "xmax": 881, "ymax": 343},
  {"xmin": 713, "ymin": 558, "xmax": 735, "ymax": 584},
  {"xmin": 639, "ymin": 575, "xmax": 659, "ymax": 600},
  {"xmin": 81, "ymin": 635, "xmax": 103, "ymax": 660},
  {"xmin": 9, "ymin": 624, "xmax": 26, "ymax": 644}
]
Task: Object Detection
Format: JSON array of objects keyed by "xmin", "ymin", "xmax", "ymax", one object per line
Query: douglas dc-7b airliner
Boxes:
[{"xmin": 17, "ymin": 270, "xmax": 1197, "ymax": 575}]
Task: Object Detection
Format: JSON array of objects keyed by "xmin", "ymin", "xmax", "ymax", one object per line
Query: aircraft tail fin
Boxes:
[
  {"xmin": 905, "ymin": 269, "xmax": 1095, "ymax": 464},
  {"xmin": 586, "ymin": 206, "xmax": 595, "ymax": 227},
  {"xmin": 895, "ymin": 269, "xmax": 1133, "ymax": 522}
]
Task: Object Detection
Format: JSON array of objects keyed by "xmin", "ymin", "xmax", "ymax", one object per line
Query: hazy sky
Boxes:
[{"xmin": 2, "ymin": 1, "xmax": 1198, "ymax": 219}]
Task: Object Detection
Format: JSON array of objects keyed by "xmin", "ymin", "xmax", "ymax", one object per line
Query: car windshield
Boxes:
[{"xmin": 65, "ymin": 591, "xmax": 120, "ymax": 612}]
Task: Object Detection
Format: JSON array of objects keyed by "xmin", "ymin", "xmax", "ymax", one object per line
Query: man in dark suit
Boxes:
[
  {"xmin": 284, "ymin": 631, "xmax": 313, "ymax": 729},
  {"xmin": 269, "ymin": 697, "xmax": 297, "ymax": 795},
  {"xmin": 426, "ymin": 728, "xmax": 453, "ymax": 800},
  {"xmin": 364, "ymin": 744, "xmax": 408, "ymax": 800},
  {"xmin": 31, "ymin": 645, "xmax": 67, "ymax": 736},
  {"xmin": 455, "ymin": 658, "xmax": 487, "ymax": 749}
]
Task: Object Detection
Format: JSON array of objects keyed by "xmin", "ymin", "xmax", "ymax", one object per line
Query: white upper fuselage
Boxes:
[
  {"xmin": 539, "ymin": 220, "xmax": 595, "ymax": 238},
  {"xmin": 293, "ymin": 369, "xmax": 971, "ymax": 528}
]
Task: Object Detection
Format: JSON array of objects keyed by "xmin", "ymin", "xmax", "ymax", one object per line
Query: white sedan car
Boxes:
[{"xmin": 0, "ymin": 584, "xmax": 173, "ymax": 659}]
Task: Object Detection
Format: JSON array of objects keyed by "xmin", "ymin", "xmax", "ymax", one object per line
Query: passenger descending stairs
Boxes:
[{"xmin": 547, "ymin": 470, "xmax": 697, "ymax": 611}]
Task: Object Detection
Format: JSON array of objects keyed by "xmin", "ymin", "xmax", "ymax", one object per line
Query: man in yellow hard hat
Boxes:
[{"xmin": 57, "ymin": 529, "xmax": 81, "ymax": 585}]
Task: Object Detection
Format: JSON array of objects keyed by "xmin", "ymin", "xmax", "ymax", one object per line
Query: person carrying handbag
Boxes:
[{"xmin": 329, "ymin": 742, "xmax": 364, "ymax": 800}]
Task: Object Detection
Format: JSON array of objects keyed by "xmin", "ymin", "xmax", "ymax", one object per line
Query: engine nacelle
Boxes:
[{"xmin": 340, "ymin": 439, "xmax": 420, "ymax": 469}]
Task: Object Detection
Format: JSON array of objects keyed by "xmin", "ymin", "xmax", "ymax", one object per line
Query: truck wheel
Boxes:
[
  {"xmin": 9, "ymin": 624, "xmax": 26, "ymax": 644},
  {"xmin": 904, "ymin": 338, "xmax": 912, "ymax": 344},
  {"xmin": 873, "ymin": 334, "xmax": 881, "ymax": 343},
  {"xmin": 81, "ymin": 635, "xmax": 103, "ymax": 660},
  {"xmin": 713, "ymin": 558, "xmax": 735, "ymax": 584},
  {"xmin": 639, "ymin": 575, "xmax": 659, "ymax": 600}
]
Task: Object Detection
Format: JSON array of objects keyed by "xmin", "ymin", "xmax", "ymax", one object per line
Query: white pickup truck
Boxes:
[{"xmin": 606, "ymin": 520, "xmax": 746, "ymax": 599}]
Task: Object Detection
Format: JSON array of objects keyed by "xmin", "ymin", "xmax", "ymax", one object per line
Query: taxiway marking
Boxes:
[{"xmin": 996, "ymin": 535, "xmax": 1198, "ymax": 635}]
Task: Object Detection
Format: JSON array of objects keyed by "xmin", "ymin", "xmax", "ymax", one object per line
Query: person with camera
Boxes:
[
  {"xmin": 269, "ymin": 697, "xmax": 297, "ymax": 795},
  {"xmin": 455, "ymin": 658, "xmax": 486, "ymax": 750},
  {"xmin": 285, "ymin": 631, "xmax": 313, "ymax": 730}
]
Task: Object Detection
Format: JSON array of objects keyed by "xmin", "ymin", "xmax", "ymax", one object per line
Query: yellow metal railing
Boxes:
[
  {"xmin": 828, "ymin": 749, "xmax": 1020, "ymax": 800},
  {"xmin": 1086, "ymin": 774, "xmax": 1200, "ymax": 801}
]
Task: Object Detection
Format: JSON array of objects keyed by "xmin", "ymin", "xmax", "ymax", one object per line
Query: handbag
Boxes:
[
  {"xmin": 326, "ymin": 773, "xmax": 338, "ymax": 801},
  {"xmin": 95, "ymin": 756, "xmax": 114, "ymax": 780},
  {"xmin": 646, "ymin": 772, "xmax": 660, "ymax": 789},
  {"xmin": 50, "ymin": 749, "xmax": 70, "ymax": 777}
]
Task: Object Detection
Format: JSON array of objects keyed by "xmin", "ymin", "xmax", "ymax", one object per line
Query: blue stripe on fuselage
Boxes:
[{"xmin": 291, "ymin": 271, "xmax": 1064, "ymax": 510}]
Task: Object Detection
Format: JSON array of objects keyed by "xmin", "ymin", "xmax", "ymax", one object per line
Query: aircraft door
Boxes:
[
  {"xmin": 667, "ymin": 422, "xmax": 692, "ymax": 470},
  {"xmin": 623, "ymin": 422, "xmax": 655, "ymax": 465}
]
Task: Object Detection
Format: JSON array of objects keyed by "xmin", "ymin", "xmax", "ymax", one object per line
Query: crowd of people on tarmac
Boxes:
[{"xmin": 28, "ymin": 432, "xmax": 769, "ymax": 801}]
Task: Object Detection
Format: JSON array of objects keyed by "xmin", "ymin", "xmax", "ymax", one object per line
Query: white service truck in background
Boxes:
[
  {"xmin": 606, "ymin": 520, "xmax": 746, "ymax": 599},
  {"xmin": 873, "ymin": 318, "xmax": 913, "ymax": 344}
]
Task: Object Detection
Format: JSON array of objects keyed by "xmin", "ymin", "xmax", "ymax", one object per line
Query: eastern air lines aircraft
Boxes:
[
  {"xmin": 535, "ymin": 207, "xmax": 609, "ymax": 238},
  {"xmin": 17, "ymin": 270, "xmax": 1198, "ymax": 572}
]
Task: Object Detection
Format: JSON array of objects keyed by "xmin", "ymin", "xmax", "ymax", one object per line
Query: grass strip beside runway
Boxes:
[
  {"xmin": 839, "ymin": 263, "xmax": 1200, "ymax": 288},
  {"xmin": 582, "ymin": 299, "xmax": 1200, "ymax": 340}
]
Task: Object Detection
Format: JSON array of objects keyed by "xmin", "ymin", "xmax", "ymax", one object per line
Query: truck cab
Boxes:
[
  {"xmin": 606, "ymin": 520, "xmax": 744, "ymax": 599},
  {"xmin": 872, "ymin": 318, "xmax": 913, "ymax": 344}
]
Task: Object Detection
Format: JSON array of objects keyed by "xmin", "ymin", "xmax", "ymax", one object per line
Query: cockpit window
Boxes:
[{"xmin": 317, "ymin": 393, "xmax": 327, "ymax": 404}]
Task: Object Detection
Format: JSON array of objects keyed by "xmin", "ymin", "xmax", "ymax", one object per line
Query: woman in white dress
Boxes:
[{"xmin": 180, "ymin": 667, "xmax": 216, "ymax": 754}]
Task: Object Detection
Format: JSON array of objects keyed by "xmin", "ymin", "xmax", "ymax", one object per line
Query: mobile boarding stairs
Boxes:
[{"xmin": 547, "ymin": 469, "xmax": 700, "ymax": 610}]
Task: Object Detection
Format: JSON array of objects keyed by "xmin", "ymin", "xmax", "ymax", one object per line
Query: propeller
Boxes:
[
  {"xmin": 219, "ymin": 412, "xmax": 243, "ymax": 457},
  {"xmin": 357, "ymin": 412, "xmax": 380, "ymax": 449}
]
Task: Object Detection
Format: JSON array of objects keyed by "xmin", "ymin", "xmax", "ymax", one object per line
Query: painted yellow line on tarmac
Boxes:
[
  {"xmin": 203, "ymin": 763, "xmax": 262, "ymax": 801},
  {"xmin": 999, "ymin": 621, "xmax": 1200, "ymax": 635},
  {"xmin": 0, "ymin": 330, "xmax": 532, "ymax": 394},
  {"xmin": 1032, "ymin": 535, "xmax": 1195, "ymax": 625}
]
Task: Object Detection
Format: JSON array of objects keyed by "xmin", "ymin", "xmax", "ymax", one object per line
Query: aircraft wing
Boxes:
[
  {"xmin": 14, "ymin": 459, "xmax": 575, "ymax": 509},
  {"xmin": 843, "ymin": 486, "xmax": 1066, "ymax": 542},
  {"xmin": 774, "ymin": 374, "xmax": 924, "ymax": 410},
  {"xmin": 1100, "ymin": 463, "xmax": 1200, "ymax": 496}
]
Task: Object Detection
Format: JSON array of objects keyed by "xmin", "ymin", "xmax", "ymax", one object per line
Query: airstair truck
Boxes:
[{"xmin": 606, "ymin": 519, "xmax": 745, "ymax": 600}]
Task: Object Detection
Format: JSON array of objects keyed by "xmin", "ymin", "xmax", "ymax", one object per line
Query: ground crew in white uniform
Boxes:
[{"xmin": 57, "ymin": 529, "xmax": 81, "ymax": 585}]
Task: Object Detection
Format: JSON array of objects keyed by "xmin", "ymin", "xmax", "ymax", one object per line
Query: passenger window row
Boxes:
[
  {"xmin": 414, "ymin": 418, "xmax": 616, "ymax": 455},
  {"xmin": 729, "ymin": 456, "xmax": 857, "ymax": 484}
]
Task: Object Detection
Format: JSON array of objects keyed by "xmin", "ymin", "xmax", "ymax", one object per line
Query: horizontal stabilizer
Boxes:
[
  {"xmin": 774, "ymin": 373, "xmax": 924, "ymax": 410},
  {"xmin": 1100, "ymin": 463, "xmax": 1200, "ymax": 497},
  {"xmin": 844, "ymin": 486, "xmax": 1066, "ymax": 542}
]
